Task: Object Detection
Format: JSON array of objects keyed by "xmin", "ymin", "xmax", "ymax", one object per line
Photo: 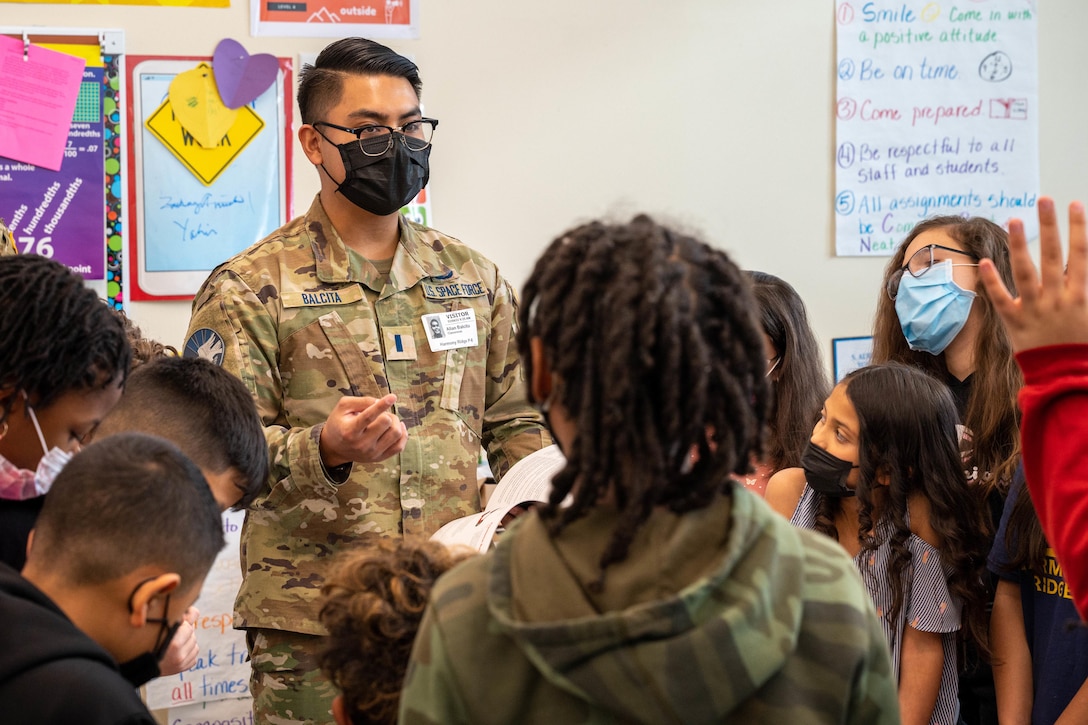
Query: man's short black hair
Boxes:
[
  {"xmin": 297, "ymin": 37, "xmax": 422, "ymax": 125},
  {"xmin": 31, "ymin": 433, "xmax": 224, "ymax": 588},
  {"xmin": 98, "ymin": 357, "xmax": 269, "ymax": 509}
]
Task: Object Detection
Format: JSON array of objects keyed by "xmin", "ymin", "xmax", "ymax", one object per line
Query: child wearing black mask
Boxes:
[{"xmin": 768, "ymin": 362, "xmax": 991, "ymax": 725}]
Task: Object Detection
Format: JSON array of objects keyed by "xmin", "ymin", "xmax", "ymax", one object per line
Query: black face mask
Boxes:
[
  {"xmin": 119, "ymin": 590, "xmax": 182, "ymax": 687},
  {"xmin": 800, "ymin": 441, "xmax": 858, "ymax": 498},
  {"xmin": 320, "ymin": 131, "xmax": 430, "ymax": 216}
]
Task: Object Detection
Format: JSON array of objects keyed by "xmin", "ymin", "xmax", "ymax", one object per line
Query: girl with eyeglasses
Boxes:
[
  {"xmin": 872, "ymin": 215, "xmax": 1020, "ymax": 725},
  {"xmin": 874, "ymin": 215, "xmax": 1020, "ymax": 497}
]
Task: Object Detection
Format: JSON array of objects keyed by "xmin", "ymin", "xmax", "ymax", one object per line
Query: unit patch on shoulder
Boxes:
[{"xmin": 184, "ymin": 328, "xmax": 226, "ymax": 366}]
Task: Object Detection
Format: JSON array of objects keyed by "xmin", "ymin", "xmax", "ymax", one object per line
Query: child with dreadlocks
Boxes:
[
  {"xmin": 0, "ymin": 255, "xmax": 130, "ymax": 572},
  {"xmin": 767, "ymin": 362, "xmax": 992, "ymax": 725},
  {"xmin": 399, "ymin": 216, "xmax": 899, "ymax": 725}
]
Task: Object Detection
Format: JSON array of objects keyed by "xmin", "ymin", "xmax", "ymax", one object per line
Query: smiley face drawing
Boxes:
[{"xmin": 979, "ymin": 51, "xmax": 1012, "ymax": 82}]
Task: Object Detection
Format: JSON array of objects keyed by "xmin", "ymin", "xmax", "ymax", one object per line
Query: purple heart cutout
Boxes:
[{"xmin": 212, "ymin": 38, "xmax": 279, "ymax": 109}]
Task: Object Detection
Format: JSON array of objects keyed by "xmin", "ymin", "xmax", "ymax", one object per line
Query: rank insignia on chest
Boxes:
[{"xmin": 383, "ymin": 327, "xmax": 417, "ymax": 361}]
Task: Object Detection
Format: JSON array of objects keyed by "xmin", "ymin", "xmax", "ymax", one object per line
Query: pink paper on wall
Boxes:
[{"xmin": 0, "ymin": 35, "xmax": 87, "ymax": 171}]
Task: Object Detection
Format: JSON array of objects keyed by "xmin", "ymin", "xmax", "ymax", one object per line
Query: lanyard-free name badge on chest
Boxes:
[{"xmin": 422, "ymin": 309, "xmax": 478, "ymax": 353}]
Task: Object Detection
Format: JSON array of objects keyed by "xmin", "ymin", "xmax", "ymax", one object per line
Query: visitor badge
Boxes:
[{"xmin": 422, "ymin": 309, "xmax": 478, "ymax": 352}]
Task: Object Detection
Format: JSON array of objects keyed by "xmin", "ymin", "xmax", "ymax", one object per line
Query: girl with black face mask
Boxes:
[{"xmin": 767, "ymin": 363, "xmax": 991, "ymax": 725}]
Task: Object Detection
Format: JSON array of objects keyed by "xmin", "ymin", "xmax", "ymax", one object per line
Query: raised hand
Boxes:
[{"xmin": 979, "ymin": 197, "xmax": 1088, "ymax": 352}]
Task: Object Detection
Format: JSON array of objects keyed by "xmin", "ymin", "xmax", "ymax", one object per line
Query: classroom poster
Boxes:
[
  {"xmin": 126, "ymin": 56, "xmax": 292, "ymax": 300},
  {"xmin": 833, "ymin": 1, "xmax": 1038, "ymax": 256},
  {"xmin": 2, "ymin": 0, "xmax": 228, "ymax": 7},
  {"xmin": 832, "ymin": 336, "xmax": 873, "ymax": 382},
  {"xmin": 165, "ymin": 697, "xmax": 254, "ymax": 725},
  {"xmin": 253, "ymin": 0, "xmax": 418, "ymax": 38},
  {"xmin": 146, "ymin": 510, "xmax": 252, "ymax": 712},
  {"xmin": 0, "ymin": 66, "xmax": 104, "ymax": 277},
  {"xmin": 0, "ymin": 35, "xmax": 86, "ymax": 171}
]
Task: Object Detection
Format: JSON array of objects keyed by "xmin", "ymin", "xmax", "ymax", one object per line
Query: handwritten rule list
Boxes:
[{"xmin": 834, "ymin": 1, "xmax": 1038, "ymax": 256}]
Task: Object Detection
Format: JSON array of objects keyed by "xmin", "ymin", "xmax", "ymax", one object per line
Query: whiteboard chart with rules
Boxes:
[{"xmin": 833, "ymin": 1, "xmax": 1038, "ymax": 256}]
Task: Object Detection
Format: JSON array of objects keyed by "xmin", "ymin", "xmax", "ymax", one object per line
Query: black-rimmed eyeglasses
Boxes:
[
  {"xmin": 313, "ymin": 118, "xmax": 439, "ymax": 156},
  {"xmin": 886, "ymin": 243, "xmax": 979, "ymax": 299}
]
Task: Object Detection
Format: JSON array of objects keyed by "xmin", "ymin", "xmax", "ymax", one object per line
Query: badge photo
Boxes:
[{"xmin": 422, "ymin": 309, "xmax": 478, "ymax": 352}]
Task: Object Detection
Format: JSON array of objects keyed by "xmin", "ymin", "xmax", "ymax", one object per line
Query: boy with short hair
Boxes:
[
  {"xmin": 0, "ymin": 432, "xmax": 225, "ymax": 724},
  {"xmin": 95, "ymin": 356, "xmax": 269, "ymax": 511}
]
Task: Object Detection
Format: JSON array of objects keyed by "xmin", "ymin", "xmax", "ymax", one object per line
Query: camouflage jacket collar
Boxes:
[
  {"xmin": 487, "ymin": 490, "xmax": 807, "ymax": 718},
  {"xmin": 305, "ymin": 196, "xmax": 454, "ymax": 297}
]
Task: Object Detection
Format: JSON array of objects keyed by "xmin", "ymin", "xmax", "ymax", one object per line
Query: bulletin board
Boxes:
[
  {"xmin": 0, "ymin": 27, "xmax": 126, "ymax": 308},
  {"xmin": 125, "ymin": 54, "xmax": 292, "ymax": 301}
]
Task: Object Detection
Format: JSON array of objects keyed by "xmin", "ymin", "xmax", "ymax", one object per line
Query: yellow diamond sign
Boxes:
[{"xmin": 145, "ymin": 98, "xmax": 265, "ymax": 186}]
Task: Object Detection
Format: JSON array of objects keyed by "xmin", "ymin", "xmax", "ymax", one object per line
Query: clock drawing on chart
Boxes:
[{"xmin": 979, "ymin": 51, "xmax": 1012, "ymax": 82}]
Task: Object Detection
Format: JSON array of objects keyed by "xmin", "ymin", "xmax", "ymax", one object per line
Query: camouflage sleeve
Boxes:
[
  {"xmin": 398, "ymin": 601, "xmax": 473, "ymax": 725},
  {"xmin": 480, "ymin": 274, "xmax": 550, "ymax": 480},
  {"xmin": 846, "ymin": 598, "xmax": 902, "ymax": 725},
  {"xmin": 0, "ymin": 219, "xmax": 16, "ymax": 256},
  {"xmin": 186, "ymin": 270, "xmax": 339, "ymax": 499}
]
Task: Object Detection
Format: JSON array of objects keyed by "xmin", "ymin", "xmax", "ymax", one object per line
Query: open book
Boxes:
[{"xmin": 430, "ymin": 445, "xmax": 565, "ymax": 553}]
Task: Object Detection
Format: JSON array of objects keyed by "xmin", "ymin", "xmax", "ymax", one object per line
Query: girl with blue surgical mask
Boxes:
[
  {"xmin": 872, "ymin": 216, "xmax": 1020, "ymax": 725},
  {"xmin": 0, "ymin": 255, "xmax": 130, "ymax": 571},
  {"xmin": 873, "ymin": 216, "xmax": 1020, "ymax": 495}
]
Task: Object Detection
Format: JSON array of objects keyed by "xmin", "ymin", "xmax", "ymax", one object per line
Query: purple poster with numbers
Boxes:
[{"xmin": 0, "ymin": 67, "xmax": 106, "ymax": 279}]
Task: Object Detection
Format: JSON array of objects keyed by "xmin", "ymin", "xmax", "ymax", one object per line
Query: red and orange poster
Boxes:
[
  {"xmin": 251, "ymin": 0, "xmax": 417, "ymax": 38},
  {"xmin": 3, "ymin": 0, "xmax": 228, "ymax": 7}
]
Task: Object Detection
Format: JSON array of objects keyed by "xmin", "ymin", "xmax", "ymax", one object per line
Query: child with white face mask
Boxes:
[
  {"xmin": 767, "ymin": 362, "xmax": 992, "ymax": 725},
  {"xmin": 0, "ymin": 255, "xmax": 130, "ymax": 572}
]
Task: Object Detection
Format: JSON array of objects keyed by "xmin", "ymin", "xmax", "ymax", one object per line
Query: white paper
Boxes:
[
  {"xmin": 430, "ymin": 445, "xmax": 565, "ymax": 553},
  {"xmin": 834, "ymin": 1, "xmax": 1038, "ymax": 255},
  {"xmin": 146, "ymin": 509, "xmax": 251, "ymax": 710},
  {"xmin": 832, "ymin": 336, "xmax": 873, "ymax": 382},
  {"xmin": 164, "ymin": 696, "xmax": 253, "ymax": 725}
]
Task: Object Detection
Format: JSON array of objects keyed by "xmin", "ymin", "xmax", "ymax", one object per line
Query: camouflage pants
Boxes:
[{"xmin": 247, "ymin": 629, "xmax": 339, "ymax": 725}]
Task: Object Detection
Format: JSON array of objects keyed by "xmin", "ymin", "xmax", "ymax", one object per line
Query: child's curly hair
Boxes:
[
  {"xmin": 318, "ymin": 537, "xmax": 473, "ymax": 725},
  {"xmin": 111, "ymin": 308, "xmax": 177, "ymax": 370}
]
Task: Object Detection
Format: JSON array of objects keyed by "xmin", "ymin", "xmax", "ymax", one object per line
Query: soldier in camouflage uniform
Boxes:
[
  {"xmin": 400, "ymin": 217, "xmax": 901, "ymax": 725},
  {"xmin": 0, "ymin": 218, "xmax": 16, "ymax": 256},
  {"xmin": 184, "ymin": 37, "xmax": 548, "ymax": 725}
]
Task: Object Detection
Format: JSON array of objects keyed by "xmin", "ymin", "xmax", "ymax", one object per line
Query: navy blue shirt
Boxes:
[{"xmin": 989, "ymin": 468, "xmax": 1088, "ymax": 724}]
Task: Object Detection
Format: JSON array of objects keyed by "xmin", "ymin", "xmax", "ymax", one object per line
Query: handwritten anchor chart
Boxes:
[
  {"xmin": 834, "ymin": 1, "xmax": 1038, "ymax": 256},
  {"xmin": 145, "ymin": 510, "xmax": 252, "ymax": 713}
]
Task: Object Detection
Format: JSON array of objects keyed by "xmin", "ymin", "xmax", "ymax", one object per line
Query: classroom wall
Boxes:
[{"xmin": 5, "ymin": 0, "xmax": 1084, "ymax": 365}]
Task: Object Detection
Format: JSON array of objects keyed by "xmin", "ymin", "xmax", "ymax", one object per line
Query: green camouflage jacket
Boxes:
[
  {"xmin": 185, "ymin": 195, "xmax": 548, "ymax": 635},
  {"xmin": 400, "ymin": 488, "xmax": 901, "ymax": 725}
]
